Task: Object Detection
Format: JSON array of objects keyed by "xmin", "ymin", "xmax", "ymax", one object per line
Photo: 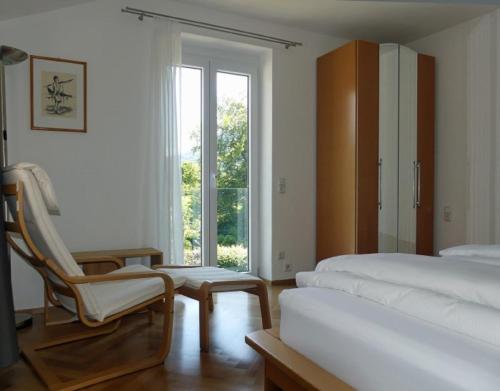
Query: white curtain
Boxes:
[{"xmin": 146, "ymin": 20, "xmax": 184, "ymax": 265}]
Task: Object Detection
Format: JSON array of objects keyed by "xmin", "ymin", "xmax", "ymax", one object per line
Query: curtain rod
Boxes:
[{"xmin": 121, "ymin": 6, "xmax": 303, "ymax": 49}]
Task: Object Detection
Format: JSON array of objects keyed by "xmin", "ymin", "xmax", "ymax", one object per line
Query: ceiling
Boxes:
[
  {"xmin": 181, "ymin": 0, "xmax": 497, "ymax": 43},
  {"xmin": 0, "ymin": 0, "xmax": 94, "ymax": 22},
  {"xmin": 0, "ymin": 0, "xmax": 497, "ymax": 43}
]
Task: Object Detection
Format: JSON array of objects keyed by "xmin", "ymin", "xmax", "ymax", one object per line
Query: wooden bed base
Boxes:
[{"xmin": 246, "ymin": 328, "xmax": 355, "ymax": 391}]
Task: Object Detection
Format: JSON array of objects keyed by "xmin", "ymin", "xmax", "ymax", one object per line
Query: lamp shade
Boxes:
[{"xmin": 0, "ymin": 46, "xmax": 27, "ymax": 65}]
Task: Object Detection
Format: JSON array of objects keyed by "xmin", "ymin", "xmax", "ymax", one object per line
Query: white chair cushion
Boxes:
[
  {"xmin": 58, "ymin": 265, "xmax": 186, "ymax": 322},
  {"xmin": 4, "ymin": 163, "xmax": 60, "ymax": 215},
  {"xmin": 106, "ymin": 264, "xmax": 186, "ymax": 289},
  {"xmin": 3, "ymin": 164, "xmax": 182, "ymax": 322},
  {"xmin": 90, "ymin": 265, "xmax": 185, "ymax": 321},
  {"xmin": 3, "ymin": 167, "xmax": 101, "ymax": 319},
  {"xmin": 160, "ymin": 266, "xmax": 261, "ymax": 292}
]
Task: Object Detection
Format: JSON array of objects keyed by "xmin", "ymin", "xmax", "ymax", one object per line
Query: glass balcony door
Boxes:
[{"xmin": 180, "ymin": 54, "xmax": 256, "ymax": 273}]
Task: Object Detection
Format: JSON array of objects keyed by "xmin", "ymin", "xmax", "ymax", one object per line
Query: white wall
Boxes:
[
  {"xmin": 408, "ymin": 9, "xmax": 500, "ymax": 251},
  {"xmin": 0, "ymin": 0, "xmax": 344, "ymax": 308},
  {"xmin": 270, "ymin": 33, "xmax": 348, "ymax": 280}
]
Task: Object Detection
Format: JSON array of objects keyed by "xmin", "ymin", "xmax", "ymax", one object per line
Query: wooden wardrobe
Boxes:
[{"xmin": 316, "ymin": 40, "xmax": 435, "ymax": 262}]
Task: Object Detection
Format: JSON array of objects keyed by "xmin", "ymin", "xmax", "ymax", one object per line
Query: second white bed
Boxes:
[{"xmin": 280, "ymin": 287, "xmax": 500, "ymax": 391}]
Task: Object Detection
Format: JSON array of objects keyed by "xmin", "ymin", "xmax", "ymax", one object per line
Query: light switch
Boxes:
[
  {"xmin": 278, "ymin": 178, "xmax": 286, "ymax": 194},
  {"xmin": 444, "ymin": 206, "xmax": 452, "ymax": 222}
]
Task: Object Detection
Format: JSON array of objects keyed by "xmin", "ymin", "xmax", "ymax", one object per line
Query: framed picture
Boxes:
[{"xmin": 30, "ymin": 55, "xmax": 87, "ymax": 132}]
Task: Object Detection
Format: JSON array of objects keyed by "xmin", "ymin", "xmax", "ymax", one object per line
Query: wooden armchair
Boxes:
[{"xmin": 2, "ymin": 165, "xmax": 177, "ymax": 390}]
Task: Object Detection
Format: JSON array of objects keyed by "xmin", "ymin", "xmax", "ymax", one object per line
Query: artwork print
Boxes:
[
  {"xmin": 31, "ymin": 56, "xmax": 87, "ymax": 132},
  {"xmin": 41, "ymin": 71, "xmax": 77, "ymax": 118}
]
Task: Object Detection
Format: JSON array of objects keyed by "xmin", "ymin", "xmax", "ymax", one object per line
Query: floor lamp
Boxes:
[{"xmin": 0, "ymin": 45, "xmax": 30, "ymax": 329}]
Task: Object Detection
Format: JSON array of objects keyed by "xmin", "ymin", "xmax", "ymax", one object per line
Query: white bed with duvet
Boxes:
[{"xmin": 280, "ymin": 252, "xmax": 500, "ymax": 391}]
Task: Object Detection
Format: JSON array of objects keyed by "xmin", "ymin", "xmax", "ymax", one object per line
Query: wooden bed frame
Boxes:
[{"xmin": 246, "ymin": 327, "xmax": 355, "ymax": 391}]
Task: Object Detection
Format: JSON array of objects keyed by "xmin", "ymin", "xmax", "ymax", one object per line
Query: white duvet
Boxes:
[{"xmin": 296, "ymin": 253, "xmax": 500, "ymax": 347}]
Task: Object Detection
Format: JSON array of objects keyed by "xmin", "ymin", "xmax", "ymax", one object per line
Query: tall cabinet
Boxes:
[
  {"xmin": 316, "ymin": 40, "xmax": 379, "ymax": 261},
  {"xmin": 316, "ymin": 40, "xmax": 434, "ymax": 262}
]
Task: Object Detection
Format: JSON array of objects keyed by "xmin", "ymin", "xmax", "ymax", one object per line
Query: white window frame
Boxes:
[{"xmin": 182, "ymin": 48, "xmax": 260, "ymax": 275}]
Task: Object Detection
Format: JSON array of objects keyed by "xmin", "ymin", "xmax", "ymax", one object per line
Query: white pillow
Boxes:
[
  {"xmin": 439, "ymin": 244, "xmax": 500, "ymax": 258},
  {"xmin": 442, "ymin": 255, "xmax": 500, "ymax": 267},
  {"xmin": 3, "ymin": 162, "xmax": 60, "ymax": 215}
]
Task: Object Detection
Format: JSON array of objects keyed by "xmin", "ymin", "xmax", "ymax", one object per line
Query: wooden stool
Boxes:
[{"xmin": 155, "ymin": 266, "xmax": 272, "ymax": 352}]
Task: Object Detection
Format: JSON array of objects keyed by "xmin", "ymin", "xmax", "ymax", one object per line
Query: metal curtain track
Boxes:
[{"xmin": 121, "ymin": 6, "xmax": 303, "ymax": 49}]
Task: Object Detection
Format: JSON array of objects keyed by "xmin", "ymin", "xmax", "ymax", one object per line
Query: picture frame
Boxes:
[{"xmin": 30, "ymin": 55, "xmax": 87, "ymax": 132}]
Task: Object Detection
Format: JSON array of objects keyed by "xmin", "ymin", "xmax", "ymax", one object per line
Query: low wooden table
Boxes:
[{"xmin": 72, "ymin": 247, "xmax": 163, "ymax": 274}]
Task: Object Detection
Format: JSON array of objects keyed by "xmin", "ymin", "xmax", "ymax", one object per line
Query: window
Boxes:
[{"xmin": 180, "ymin": 52, "xmax": 258, "ymax": 273}]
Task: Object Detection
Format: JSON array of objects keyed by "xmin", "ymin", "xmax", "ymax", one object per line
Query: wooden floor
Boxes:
[{"xmin": 0, "ymin": 285, "xmax": 289, "ymax": 391}]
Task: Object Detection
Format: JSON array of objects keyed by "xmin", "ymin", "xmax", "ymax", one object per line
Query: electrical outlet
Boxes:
[
  {"xmin": 284, "ymin": 263, "xmax": 293, "ymax": 273},
  {"xmin": 444, "ymin": 206, "xmax": 452, "ymax": 222},
  {"xmin": 278, "ymin": 251, "xmax": 286, "ymax": 260}
]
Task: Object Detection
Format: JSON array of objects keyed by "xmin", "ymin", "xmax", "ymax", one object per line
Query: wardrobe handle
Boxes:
[
  {"xmin": 378, "ymin": 158, "xmax": 382, "ymax": 210},
  {"xmin": 416, "ymin": 161, "xmax": 422, "ymax": 208},
  {"xmin": 413, "ymin": 161, "xmax": 417, "ymax": 209}
]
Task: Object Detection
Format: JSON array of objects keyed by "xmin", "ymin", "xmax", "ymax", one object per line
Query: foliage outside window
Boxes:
[{"xmin": 182, "ymin": 98, "xmax": 249, "ymax": 271}]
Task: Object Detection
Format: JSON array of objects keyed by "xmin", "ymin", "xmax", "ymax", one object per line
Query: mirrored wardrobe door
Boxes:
[
  {"xmin": 397, "ymin": 45, "xmax": 418, "ymax": 254},
  {"xmin": 378, "ymin": 44, "xmax": 399, "ymax": 253}
]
